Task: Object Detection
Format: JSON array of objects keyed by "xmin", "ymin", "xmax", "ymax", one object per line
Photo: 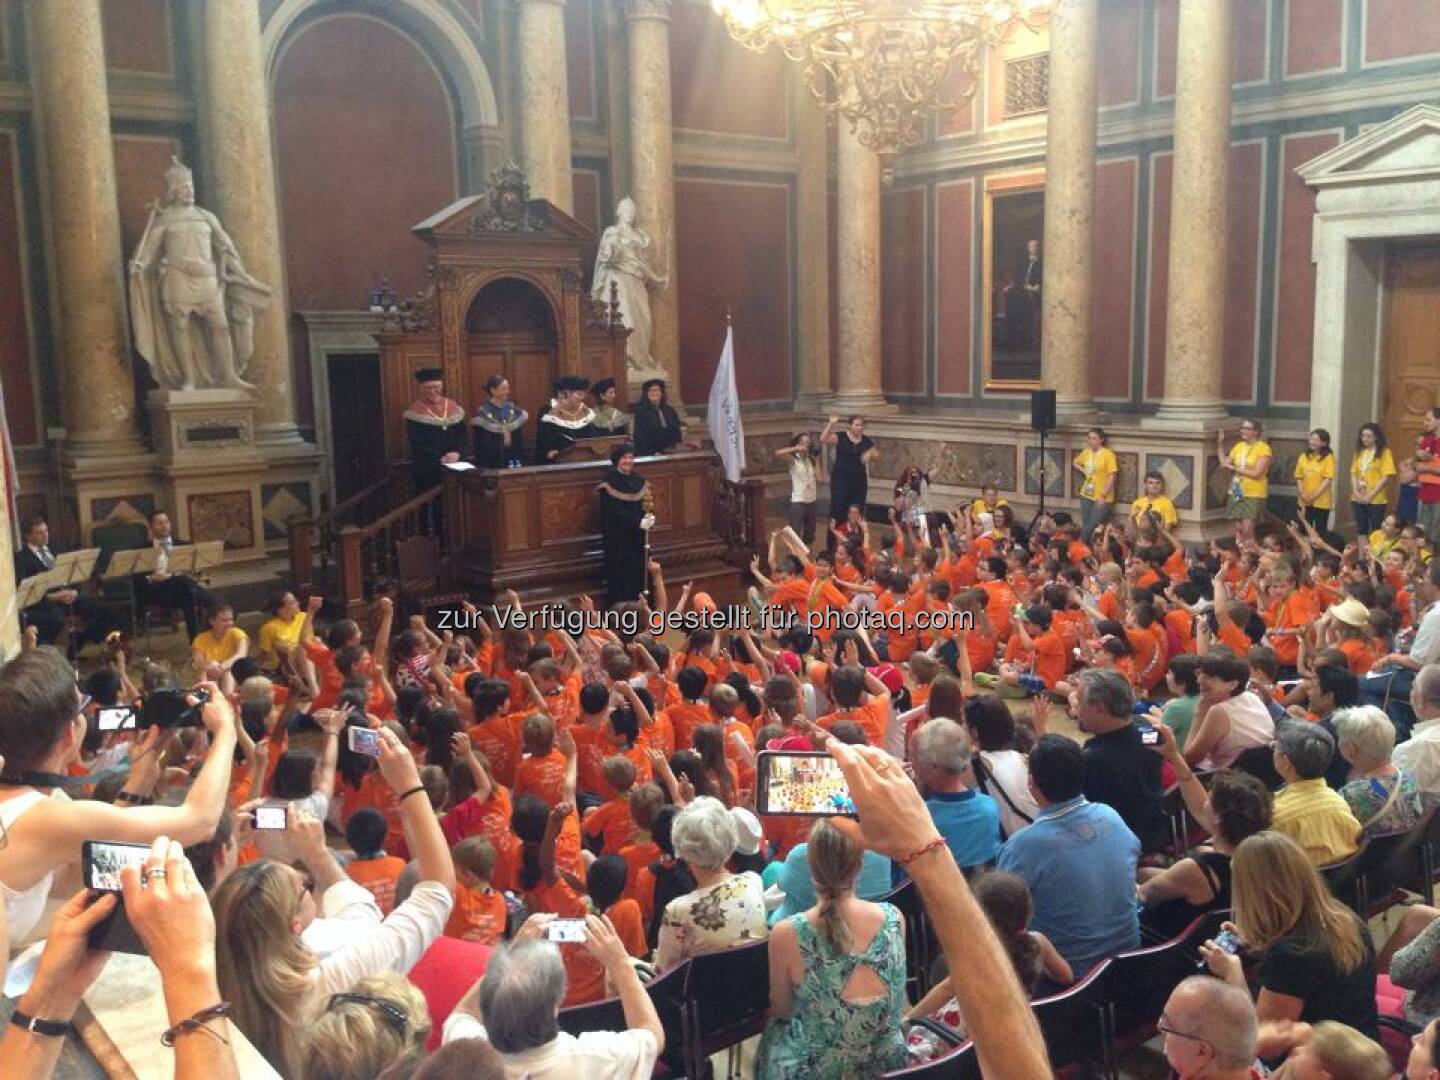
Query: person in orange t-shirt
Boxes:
[
  {"xmin": 1261, "ymin": 570, "xmax": 1316, "ymax": 675},
  {"xmin": 953, "ymin": 588, "xmax": 999, "ymax": 675},
  {"xmin": 441, "ymin": 735, "xmax": 516, "ymax": 876},
  {"xmin": 1326, "ymin": 598, "xmax": 1377, "ymax": 676},
  {"xmin": 588, "ymin": 855, "xmax": 648, "ymax": 958},
  {"xmin": 999, "ymin": 605, "xmax": 1068, "ymax": 690},
  {"xmin": 665, "ymin": 666, "xmax": 714, "ymax": 751},
  {"xmin": 445, "ymin": 836, "xmax": 509, "ymax": 945},
  {"xmin": 583, "ymin": 757, "xmax": 639, "ymax": 854},
  {"xmin": 513, "ymin": 713, "xmax": 574, "ymax": 808},
  {"xmin": 976, "ymin": 556, "xmax": 1016, "ymax": 639},
  {"xmin": 466, "ymin": 677, "xmax": 522, "ymax": 787},
  {"xmin": 815, "ymin": 663, "xmax": 892, "ymax": 747},
  {"xmin": 518, "ymin": 801, "xmax": 606, "ymax": 1005},
  {"xmin": 343, "ymin": 808, "xmax": 407, "ymax": 915},
  {"xmin": 1125, "ymin": 603, "xmax": 1169, "ymax": 694}
]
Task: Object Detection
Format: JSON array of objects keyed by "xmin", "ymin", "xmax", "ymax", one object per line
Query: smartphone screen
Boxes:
[
  {"xmin": 83, "ymin": 840, "xmax": 151, "ymax": 892},
  {"xmin": 545, "ymin": 918, "xmax": 588, "ymax": 943},
  {"xmin": 348, "ymin": 726, "xmax": 381, "ymax": 757},
  {"xmin": 254, "ymin": 805, "xmax": 288, "ymax": 830},
  {"xmin": 96, "ymin": 705, "xmax": 137, "ymax": 732},
  {"xmin": 755, "ymin": 750, "xmax": 857, "ymax": 816},
  {"xmin": 1137, "ymin": 723, "xmax": 1161, "ymax": 746},
  {"xmin": 1212, "ymin": 929, "xmax": 1242, "ymax": 955}
]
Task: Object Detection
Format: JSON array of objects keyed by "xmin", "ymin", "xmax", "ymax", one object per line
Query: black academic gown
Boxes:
[
  {"xmin": 404, "ymin": 401, "xmax": 468, "ymax": 491},
  {"xmin": 598, "ymin": 467, "xmax": 649, "ymax": 602},
  {"xmin": 535, "ymin": 404, "xmax": 598, "ymax": 464},
  {"xmin": 633, "ymin": 403, "xmax": 683, "ymax": 456},
  {"xmin": 472, "ymin": 401, "xmax": 529, "ymax": 469}
]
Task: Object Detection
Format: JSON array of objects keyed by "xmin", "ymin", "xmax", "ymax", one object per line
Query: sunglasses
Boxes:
[{"xmin": 327, "ymin": 993, "xmax": 409, "ymax": 1034}]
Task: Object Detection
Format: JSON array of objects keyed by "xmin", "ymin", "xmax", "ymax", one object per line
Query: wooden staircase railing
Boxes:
[
  {"xmin": 712, "ymin": 475, "xmax": 768, "ymax": 565},
  {"xmin": 332, "ymin": 484, "xmax": 446, "ymax": 620},
  {"xmin": 288, "ymin": 467, "xmax": 412, "ymax": 592}
]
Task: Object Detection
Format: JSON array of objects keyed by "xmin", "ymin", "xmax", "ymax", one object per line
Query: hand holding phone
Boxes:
[
  {"xmin": 545, "ymin": 918, "xmax": 588, "ymax": 943},
  {"xmin": 96, "ymin": 705, "xmax": 137, "ymax": 732},
  {"xmin": 347, "ymin": 725, "xmax": 381, "ymax": 757},
  {"xmin": 755, "ymin": 750, "xmax": 857, "ymax": 816},
  {"xmin": 254, "ymin": 804, "xmax": 288, "ymax": 830}
]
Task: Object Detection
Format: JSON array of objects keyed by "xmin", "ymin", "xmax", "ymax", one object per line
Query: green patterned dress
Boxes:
[{"xmin": 754, "ymin": 904, "xmax": 908, "ymax": 1079}]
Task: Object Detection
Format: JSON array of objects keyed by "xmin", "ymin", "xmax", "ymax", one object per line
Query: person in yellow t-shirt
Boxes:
[
  {"xmin": 1218, "ymin": 419, "xmax": 1272, "ymax": 543},
  {"xmin": 1349, "ymin": 422, "xmax": 1397, "ymax": 536},
  {"xmin": 1294, "ymin": 428, "xmax": 1337, "ymax": 534},
  {"xmin": 191, "ymin": 602, "xmax": 248, "ymax": 675},
  {"xmin": 1073, "ymin": 427, "xmax": 1117, "ymax": 540},
  {"xmin": 255, "ymin": 590, "xmax": 305, "ymax": 669},
  {"xmin": 969, "ymin": 484, "xmax": 1010, "ymax": 519},
  {"xmin": 1130, "ymin": 471, "xmax": 1178, "ymax": 530}
]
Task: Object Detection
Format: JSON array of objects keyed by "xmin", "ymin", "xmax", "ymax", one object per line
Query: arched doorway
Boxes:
[{"xmin": 463, "ymin": 279, "xmax": 558, "ymax": 447}]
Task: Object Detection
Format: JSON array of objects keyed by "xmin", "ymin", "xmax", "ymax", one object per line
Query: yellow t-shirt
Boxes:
[
  {"xmin": 257, "ymin": 611, "xmax": 305, "ymax": 664},
  {"xmin": 1368, "ymin": 530, "xmax": 1402, "ymax": 558},
  {"xmin": 192, "ymin": 626, "xmax": 248, "ymax": 664},
  {"xmin": 1294, "ymin": 452, "xmax": 1336, "ymax": 511},
  {"xmin": 969, "ymin": 497, "xmax": 1009, "ymax": 517},
  {"xmin": 1130, "ymin": 494, "xmax": 1178, "ymax": 528},
  {"xmin": 1228, "ymin": 440, "xmax": 1272, "ymax": 500},
  {"xmin": 1350, "ymin": 447, "xmax": 1397, "ymax": 505},
  {"xmin": 1075, "ymin": 447, "xmax": 1117, "ymax": 501}
]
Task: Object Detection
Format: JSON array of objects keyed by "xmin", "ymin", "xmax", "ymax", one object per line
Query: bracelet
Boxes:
[
  {"xmin": 160, "ymin": 1002, "xmax": 231, "ymax": 1047},
  {"xmin": 398, "ymin": 785, "xmax": 427, "ymax": 804},
  {"xmin": 114, "ymin": 790, "xmax": 154, "ymax": 806},
  {"xmin": 896, "ymin": 836, "xmax": 947, "ymax": 867},
  {"xmin": 10, "ymin": 1010, "xmax": 70, "ymax": 1037}
]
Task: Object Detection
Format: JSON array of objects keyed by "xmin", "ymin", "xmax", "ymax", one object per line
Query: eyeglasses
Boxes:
[
  {"xmin": 327, "ymin": 993, "xmax": 409, "ymax": 1034},
  {"xmin": 1157, "ymin": 1017, "xmax": 1211, "ymax": 1049}
]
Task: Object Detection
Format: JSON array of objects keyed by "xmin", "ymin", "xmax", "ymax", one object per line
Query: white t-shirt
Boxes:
[
  {"xmin": 443, "ymin": 1012, "xmax": 659, "ymax": 1080},
  {"xmin": 789, "ymin": 454, "xmax": 818, "ymax": 504},
  {"xmin": 977, "ymin": 749, "xmax": 1040, "ymax": 838}
]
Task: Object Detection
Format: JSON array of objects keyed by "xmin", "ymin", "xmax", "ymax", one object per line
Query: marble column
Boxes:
[
  {"xmin": 29, "ymin": 0, "xmax": 142, "ymax": 454},
  {"xmin": 1154, "ymin": 0, "xmax": 1232, "ymax": 423},
  {"xmin": 0, "ymin": 459, "xmax": 18, "ymax": 661},
  {"xmin": 518, "ymin": 0, "xmax": 574, "ymax": 213},
  {"xmin": 1040, "ymin": 0, "xmax": 1098, "ymax": 418},
  {"xmin": 832, "ymin": 126, "xmax": 889, "ymax": 412},
  {"xmin": 624, "ymin": 0, "xmax": 681, "ymax": 398},
  {"xmin": 793, "ymin": 91, "xmax": 832, "ymax": 410},
  {"xmin": 199, "ymin": 0, "xmax": 301, "ymax": 442}
]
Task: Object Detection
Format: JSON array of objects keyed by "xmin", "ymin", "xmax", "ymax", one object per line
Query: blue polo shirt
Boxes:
[
  {"xmin": 925, "ymin": 789, "xmax": 1002, "ymax": 870},
  {"xmin": 997, "ymin": 795, "xmax": 1140, "ymax": 976}
]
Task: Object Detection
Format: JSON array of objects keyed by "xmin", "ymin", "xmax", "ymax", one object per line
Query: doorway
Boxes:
[
  {"xmin": 327, "ymin": 352, "xmax": 387, "ymax": 502},
  {"xmin": 1380, "ymin": 242, "xmax": 1440, "ymax": 458},
  {"xmin": 463, "ymin": 278, "xmax": 559, "ymax": 447}
]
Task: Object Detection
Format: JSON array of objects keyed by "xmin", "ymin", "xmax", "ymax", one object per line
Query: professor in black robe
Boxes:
[
  {"xmin": 404, "ymin": 367, "xmax": 468, "ymax": 491},
  {"xmin": 597, "ymin": 444, "xmax": 651, "ymax": 602},
  {"xmin": 535, "ymin": 374, "xmax": 598, "ymax": 463},
  {"xmin": 632, "ymin": 378, "xmax": 685, "ymax": 456}
]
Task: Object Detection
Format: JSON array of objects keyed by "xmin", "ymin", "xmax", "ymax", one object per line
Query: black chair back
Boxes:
[
  {"xmin": 1231, "ymin": 744, "xmax": 1284, "ymax": 791},
  {"xmin": 1320, "ymin": 843, "xmax": 1369, "ymax": 911},
  {"xmin": 644, "ymin": 959, "xmax": 690, "ymax": 1076},
  {"xmin": 1358, "ymin": 806, "xmax": 1437, "ymax": 917},
  {"xmin": 683, "ymin": 939, "xmax": 772, "ymax": 1076},
  {"xmin": 556, "ymin": 991, "xmax": 626, "ymax": 1039},
  {"xmin": 881, "ymin": 878, "xmax": 932, "ymax": 996},
  {"xmin": 882, "ymin": 1039, "xmax": 983, "ymax": 1079},
  {"xmin": 1032, "ymin": 959, "xmax": 1112, "ymax": 1077}
]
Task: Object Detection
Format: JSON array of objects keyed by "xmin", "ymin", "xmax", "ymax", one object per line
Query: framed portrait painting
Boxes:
[{"xmin": 983, "ymin": 173, "xmax": 1046, "ymax": 389}]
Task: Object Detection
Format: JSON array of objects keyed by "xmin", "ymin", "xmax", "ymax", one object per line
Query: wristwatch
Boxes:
[{"xmin": 10, "ymin": 1009, "xmax": 70, "ymax": 1037}]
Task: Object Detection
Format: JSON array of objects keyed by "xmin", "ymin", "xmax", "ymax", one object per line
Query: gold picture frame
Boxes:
[{"xmin": 982, "ymin": 170, "xmax": 1047, "ymax": 391}]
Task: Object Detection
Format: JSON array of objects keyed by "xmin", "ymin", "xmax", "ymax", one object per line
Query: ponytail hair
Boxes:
[
  {"xmin": 511, "ymin": 794, "xmax": 550, "ymax": 893},
  {"xmin": 806, "ymin": 818, "xmax": 864, "ymax": 953},
  {"xmin": 972, "ymin": 871, "xmax": 1043, "ymax": 989}
]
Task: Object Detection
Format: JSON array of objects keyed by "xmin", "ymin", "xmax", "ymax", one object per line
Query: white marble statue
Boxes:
[
  {"xmin": 128, "ymin": 158, "xmax": 271, "ymax": 391},
  {"xmin": 591, "ymin": 196, "xmax": 669, "ymax": 385}
]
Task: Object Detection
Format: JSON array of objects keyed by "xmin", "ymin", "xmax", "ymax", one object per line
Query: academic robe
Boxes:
[
  {"xmin": 591, "ymin": 403, "xmax": 632, "ymax": 437},
  {"xmin": 598, "ymin": 468, "xmax": 649, "ymax": 602},
  {"xmin": 535, "ymin": 402, "xmax": 597, "ymax": 463},
  {"xmin": 472, "ymin": 400, "xmax": 529, "ymax": 468},
  {"xmin": 633, "ymin": 402, "xmax": 683, "ymax": 456},
  {"xmin": 404, "ymin": 399, "xmax": 468, "ymax": 491}
]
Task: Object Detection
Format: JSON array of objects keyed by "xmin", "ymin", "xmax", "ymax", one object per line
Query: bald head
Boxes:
[
  {"xmin": 1164, "ymin": 976, "xmax": 1258, "ymax": 1073},
  {"xmin": 1414, "ymin": 665, "xmax": 1440, "ymax": 720}
]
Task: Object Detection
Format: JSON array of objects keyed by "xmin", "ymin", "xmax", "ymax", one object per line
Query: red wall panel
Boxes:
[
  {"xmin": 675, "ymin": 178, "xmax": 790, "ymax": 402},
  {"xmin": 273, "ymin": 14, "xmax": 459, "ymax": 311},
  {"xmin": 1273, "ymin": 131, "xmax": 1338, "ymax": 403},
  {"xmin": 1366, "ymin": 0, "xmax": 1440, "ymax": 62},
  {"xmin": 113, "ymin": 134, "xmax": 181, "ymax": 259},
  {"xmin": 565, "ymin": 0, "xmax": 596, "ymax": 121},
  {"xmin": 881, "ymin": 187, "xmax": 926, "ymax": 394},
  {"xmin": 670, "ymin": 4, "xmax": 787, "ymax": 139},
  {"xmin": 1145, "ymin": 153, "xmax": 1172, "ymax": 399},
  {"xmin": 0, "ymin": 130, "xmax": 37, "ymax": 445},
  {"xmin": 936, "ymin": 179, "xmax": 974, "ymax": 396},
  {"xmin": 1098, "ymin": 0, "xmax": 1141, "ymax": 107},
  {"xmin": 1285, "ymin": 0, "xmax": 1345, "ymax": 75},
  {"xmin": 1156, "ymin": 0, "xmax": 1267, "ymax": 97},
  {"xmin": 101, "ymin": 0, "xmax": 171, "ymax": 75},
  {"xmin": 1092, "ymin": 158, "xmax": 1136, "ymax": 399},
  {"xmin": 1223, "ymin": 142, "xmax": 1264, "ymax": 402}
]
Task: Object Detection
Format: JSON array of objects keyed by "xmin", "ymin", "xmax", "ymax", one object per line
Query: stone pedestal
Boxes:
[{"xmin": 148, "ymin": 389, "xmax": 261, "ymax": 465}]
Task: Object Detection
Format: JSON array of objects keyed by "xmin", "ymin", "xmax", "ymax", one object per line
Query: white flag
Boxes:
[{"xmin": 707, "ymin": 322, "xmax": 746, "ymax": 484}]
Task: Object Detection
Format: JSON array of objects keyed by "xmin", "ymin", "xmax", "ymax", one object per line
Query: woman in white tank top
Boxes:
[{"xmin": 1182, "ymin": 653, "xmax": 1276, "ymax": 771}]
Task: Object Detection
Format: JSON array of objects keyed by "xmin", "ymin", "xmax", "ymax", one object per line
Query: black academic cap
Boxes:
[
  {"xmin": 414, "ymin": 367, "xmax": 443, "ymax": 382},
  {"xmin": 555, "ymin": 375, "xmax": 590, "ymax": 392},
  {"xmin": 641, "ymin": 378, "xmax": 667, "ymax": 393}
]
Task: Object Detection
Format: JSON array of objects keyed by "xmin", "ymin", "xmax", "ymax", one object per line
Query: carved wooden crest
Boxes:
[{"xmin": 468, "ymin": 162, "xmax": 544, "ymax": 233}]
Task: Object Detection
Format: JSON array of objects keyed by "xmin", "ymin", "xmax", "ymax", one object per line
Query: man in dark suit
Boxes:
[
  {"xmin": 136, "ymin": 510, "xmax": 213, "ymax": 640},
  {"xmin": 13, "ymin": 516, "xmax": 106, "ymax": 647}
]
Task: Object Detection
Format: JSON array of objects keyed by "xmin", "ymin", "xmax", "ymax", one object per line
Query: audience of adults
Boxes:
[
  {"xmin": 1270, "ymin": 721, "xmax": 1363, "ymax": 864},
  {"xmin": 1182, "ymin": 652, "xmax": 1276, "ymax": 771},
  {"xmin": 1071, "ymin": 668, "xmax": 1166, "ymax": 852},
  {"xmin": 1333, "ymin": 704, "xmax": 1425, "ymax": 836},
  {"xmin": 911, "ymin": 717, "xmax": 1001, "ymax": 871},
  {"xmin": 962, "ymin": 693, "xmax": 1039, "ymax": 836},
  {"xmin": 1396, "ymin": 664, "xmax": 1440, "ymax": 798}
]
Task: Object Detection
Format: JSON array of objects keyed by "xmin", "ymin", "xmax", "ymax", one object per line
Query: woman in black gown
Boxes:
[
  {"xmin": 471, "ymin": 374, "xmax": 529, "ymax": 468},
  {"xmin": 821, "ymin": 413, "xmax": 878, "ymax": 525},
  {"xmin": 597, "ymin": 444, "xmax": 652, "ymax": 602},
  {"xmin": 632, "ymin": 379, "xmax": 685, "ymax": 456}
]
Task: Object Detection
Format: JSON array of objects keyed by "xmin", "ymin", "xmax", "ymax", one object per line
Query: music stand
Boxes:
[
  {"xmin": 15, "ymin": 568, "xmax": 62, "ymax": 610},
  {"xmin": 52, "ymin": 548, "xmax": 100, "ymax": 587},
  {"xmin": 102, "ymin": 548, "xmax": 162, "ymax": 579},
  {"xmin": 169, "ymin": 541, "xmax": 224, "ymax": 577}
]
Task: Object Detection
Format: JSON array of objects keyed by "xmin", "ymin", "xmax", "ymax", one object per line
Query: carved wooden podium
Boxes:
[{"xmin": 375, "ymin": 164, "xmax": 628, "ymax": 465}]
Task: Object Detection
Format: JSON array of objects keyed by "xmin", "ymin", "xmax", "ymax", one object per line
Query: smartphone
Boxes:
[
  {"xmin": 347, "ymin": 726, "xmax": 381, "ymax": 757},
  {"xmin": 254, "ymin": 804, "xmax": 288, "ymax": 831},
  {"xmin": 754, "ymin": 750, "xmax": 857, "ymax": 817},
  {"xmin": 546, "ymin": 918, "xmax": 588, "ymax": 943},
  {"xmin": 1211, "ymin": 929, "xmax": 1242, "ymax": 955},
  {"xmin": 96, "ymin": 705, "xmax": 137, "ymax": 732},
  {"xmin": 82, "ymin": 841, "xmax": 150, "ymax": 955},
  {"xmin": 1137, "ymin": 723, "xmax": 1161, "ymax": 746}
]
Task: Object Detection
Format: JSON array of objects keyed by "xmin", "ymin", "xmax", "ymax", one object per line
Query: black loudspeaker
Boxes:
[{"xmin": 1030, "ymin": 389, "xmax": 1057, "ymax": 432}]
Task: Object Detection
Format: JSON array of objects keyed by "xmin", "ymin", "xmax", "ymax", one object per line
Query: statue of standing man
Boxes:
[
  {"xmin": 128, "ymin": 158, "xmax": 272, "ymax": 391},
  {"xmin": 591, "ymin": 196, "xmax": 669, "ymax": 388}
]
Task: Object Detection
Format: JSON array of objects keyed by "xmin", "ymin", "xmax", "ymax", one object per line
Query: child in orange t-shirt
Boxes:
[
  {"xmin": 466, "ymin": 678, "xmax": 522, "ymax": 788},
  {"xmin": 588, "ymin": 854, "xmax": 648, "ymax": 958},
  {"xmin": 583, "ymin": 756, "xmax": 639, "ymax": 854},
  {"xmin": 343, "ymin": 808, "xmax": 407, "ymax": 915},
  {"xmin": 445, "ymin": 836, "xmax": 509, "ymax": 946},
  {"xmin": 618, "ymin": 783, "xmax": 665, "ymax": 907},
  {"xmin": 664, "ymin": 666, "xmax": 713, "ymax": 752},
  {"xmin": 513, "ymin": 713, "xmax": 573, "ymax": 808}
]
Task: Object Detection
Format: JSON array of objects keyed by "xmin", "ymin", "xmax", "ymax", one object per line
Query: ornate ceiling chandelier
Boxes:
[{"xmin": 711, "ymin": 0, "xmax": 1056, "ymax": 174}]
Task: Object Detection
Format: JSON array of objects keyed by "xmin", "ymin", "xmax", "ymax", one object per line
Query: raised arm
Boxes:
[{"xmin": 369, "ymin": 596, "xmax": 395, "ymax": 671}]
